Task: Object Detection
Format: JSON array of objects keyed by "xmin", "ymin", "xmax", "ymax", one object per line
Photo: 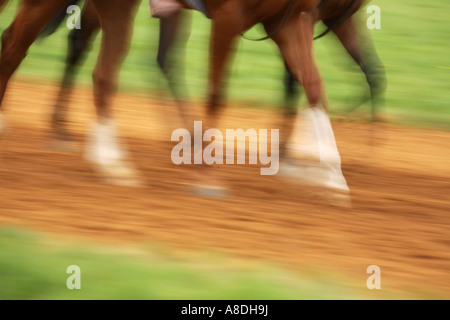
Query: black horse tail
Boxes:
[{"xmin": 39, "ymin": 0, "xmax": 82, "ymax": 39}]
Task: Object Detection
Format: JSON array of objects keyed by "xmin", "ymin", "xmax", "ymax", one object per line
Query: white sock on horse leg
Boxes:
[
  {"xmin": 310, "ymin": 107, "xmax": 349, "ymax": 191},
  {"xmin": 310, "ymin": 107, "xmax": 341, "ymax": 164},
  {"xmin": 287, "ymin": 108, "xmax": 320, "ymax": 161},
  {"xmin": 85, "ymin": 119, "xmax": 126, "ymax": 166}
]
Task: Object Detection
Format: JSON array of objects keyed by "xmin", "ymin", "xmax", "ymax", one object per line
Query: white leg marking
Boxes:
[
  {"xmin": 283, "ymin": 107, "xmax": 349, "ymax": 192},
  {"xmin": 85, "ymin": 120, "xmax": 141, "ymax": 186},
  {"xmin": 85, "ymin": 120, "xmax": 126, "ymax": 166},
  {"xmin": 310, "ymin": 107, "xmax": 349, "ymax": 191}
]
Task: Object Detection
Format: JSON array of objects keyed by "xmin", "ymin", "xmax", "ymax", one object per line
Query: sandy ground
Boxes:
[{"xmin": 0, "ymin": 81, "xmax": 449, "ymax": 298}]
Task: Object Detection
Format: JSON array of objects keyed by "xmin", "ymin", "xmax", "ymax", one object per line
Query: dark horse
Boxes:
[{"xmin": 0, "ymin": 0, "xmax": 384, "ymax": 193}]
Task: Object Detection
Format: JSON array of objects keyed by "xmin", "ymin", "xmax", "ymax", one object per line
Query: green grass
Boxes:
[
  {"xmin": 0, "ymin": 0, "xmax": 449, "ymax": 128},
  {"xmin": 0, "ymin": 227, "xmax": 379, "ymax": 300}
]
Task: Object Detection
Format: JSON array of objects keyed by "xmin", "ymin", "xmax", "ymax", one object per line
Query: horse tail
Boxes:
[
  {"xmin": 314, "ymin": 0, "xmax": 360, "ymax": 40},
  {"xmin": 39, "ymin": 0, "xmax": 82, "ymax": 39}
]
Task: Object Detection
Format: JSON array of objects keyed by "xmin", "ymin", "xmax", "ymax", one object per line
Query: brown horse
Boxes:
[
  {"xmin": 0, "ymin": 0, "xmax": 381, "ymax": 197},
  {"xmin": 168, "ymin": 0, "xmax": 377, "ymax": 196},
  {"xmin": 44, "ymin": 0, "xmax": 384, "ymax": 158}
]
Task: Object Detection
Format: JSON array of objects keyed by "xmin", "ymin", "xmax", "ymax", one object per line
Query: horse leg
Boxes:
[
  {"xmin": 328, "ymin": 17, "xmax": 386, "ymax": 122},
  {"xmin": 267, "ymin": 12, "xmax": 350, "ymax": 196},
  {"xmin": 186, "ymin": 9, "xmax": 243, "ymax": 196},
  {"xmin": 268, "ymin": 12, "xmax": 322, "ymax": 160},
  {"xmin": 277, "ymin": 14, "xmax": 332, "ymax": 160},
  {"xmin": 85, "ymin": 0, "xmax": 141, "ymax": 186},
  {"xmin": 157, "ymin": 11, "xmax": 183, "ymax": 73},
  {"xmin": 0, "ymin": 0, "xmax": 67, "ymax": 131},
  {"xmin": 51, "ymin": 1, "xmax": 100, "ymax": 146},
  {"xmin": 157, "ymin": 10, "xmax": 195, "ymax": 128},
  {"xmin": 279, "ymin": 62, "xmax": 301, "ymax": 159}
]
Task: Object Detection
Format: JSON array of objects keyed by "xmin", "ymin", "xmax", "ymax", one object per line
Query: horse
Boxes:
[
  {"xmin": 41, "ymin": 0, "xmax": 385, "ymax": 157},
  {"xmin": 152, "ymin": 0, "xmax": 385, "ymax": 197}
]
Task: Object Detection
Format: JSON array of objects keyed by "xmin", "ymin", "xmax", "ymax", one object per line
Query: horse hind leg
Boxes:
[
  {"xmin": 0, "ymin": 0, "xmax": 67, "ymax": 112},
  {"xmin": 329, "ymin": 17, "xmax": 387, "ymax": 147},
  {"xmin": 279, "ymin": 61, "xmax": 328, "ymax": 160},
  {"xmin": 267, "ymin": 12, "xmax": 323, "ymax": 162},
  {"xmin": 51, "ymin": 2, "xmax": 101, "ymax": 151},
  {"xmin": 157, "ymin": 10, "xmax": 196, "ymax": 129}
]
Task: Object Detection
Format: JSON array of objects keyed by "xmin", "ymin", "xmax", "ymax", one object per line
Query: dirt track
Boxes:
[{"xmin": 1, "ymin": 81, "xmax": 449, "ymax": 298}]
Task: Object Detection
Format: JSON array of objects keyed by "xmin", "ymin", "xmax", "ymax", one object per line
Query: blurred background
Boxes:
[{"xmin": 0, "ymin": 0, "xmax": 449, "ymax": 300}]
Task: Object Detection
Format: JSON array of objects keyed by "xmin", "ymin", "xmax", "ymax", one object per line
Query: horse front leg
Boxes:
[
  {"xmin": 0, "ymin": 0, "xmax": 67, "ymax": 132},
  {"xmin": 51, "ymin": 1, "xmax": 100, "ymax": 148},
  {"xmin": 268, "ymin": 12, "xmax": 323, "ymax": 160},
  {"xmin": 185, "ymin": 9, "xmax": 243, "ymax": 197},
  {"xmin": 268, "ymin": 12, "xmax": 351, "ymax": 205}
]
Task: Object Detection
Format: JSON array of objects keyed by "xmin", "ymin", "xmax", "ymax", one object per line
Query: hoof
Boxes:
[
  {"xmin": 325, "ymin": 188, "xmax": 353, "ymax": 209},
  {"xmin": 279, "ymin": 160, "xmax": 324, "ymax": 186},
  {"xmin": 49, "ymin": 126, "xmax": 79, "ymax": 152},
  {"xmin": 103, "ymin": 175, "xmax": 142, "ymax": 187}
]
